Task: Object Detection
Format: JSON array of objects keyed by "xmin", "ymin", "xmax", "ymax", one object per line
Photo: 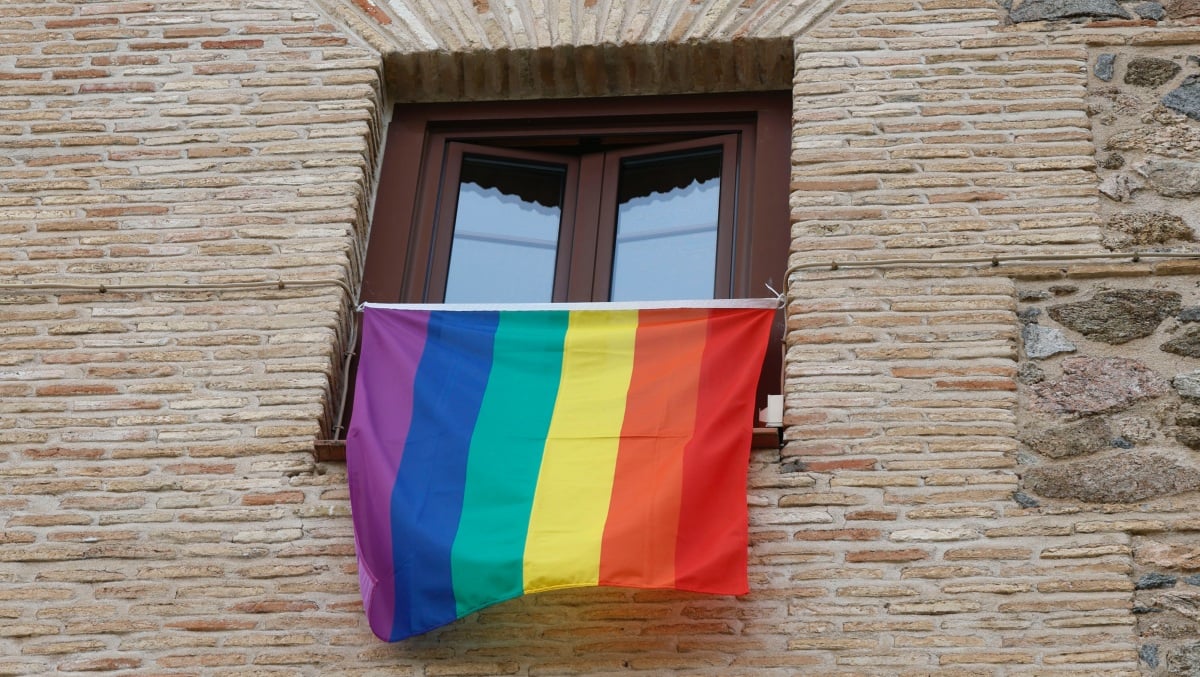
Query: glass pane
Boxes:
[
  {"xmin": 610, "ymin": 147, "xmax": 722, "ymax": 302},
  {"xmin": 444, "ymin": 155, "xmax": 566, "ymax": 303}
]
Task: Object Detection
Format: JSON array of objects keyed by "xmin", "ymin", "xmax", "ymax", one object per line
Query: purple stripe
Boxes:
[{"xmin": 346, "ymin": 307, "xmax": 430, "ymax": 641}]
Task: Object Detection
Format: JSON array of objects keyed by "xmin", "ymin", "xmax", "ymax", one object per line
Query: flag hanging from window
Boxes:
[{"xmin": 346, "ymin": 300, "xmax": 776, "ymax": 642}]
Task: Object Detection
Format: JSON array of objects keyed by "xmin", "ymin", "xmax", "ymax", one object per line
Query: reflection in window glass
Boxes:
[
  {"xmin": 610, "ymin": 148, "xmax": 721, "ymax": 302},
  {"xmin": 444, "ymin": 156, "xmax": 565, "ymax": 303}
]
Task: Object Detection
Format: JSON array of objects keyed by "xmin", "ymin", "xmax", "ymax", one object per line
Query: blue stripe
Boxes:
[{"xmin": 388, "ymin": 310, "xmax": 498, "ymax": 639}]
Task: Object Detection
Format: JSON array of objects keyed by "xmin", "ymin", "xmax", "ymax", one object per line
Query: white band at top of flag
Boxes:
[{"xmin": 361, "ymin": 298, "xmax": 781, "ymax": 312}]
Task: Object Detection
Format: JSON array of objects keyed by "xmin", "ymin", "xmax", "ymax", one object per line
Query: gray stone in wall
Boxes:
[
  {"xmin": 1163, "ymin": 75, "xmax": 1200, "ymax": 122},
  {"xmin": 1018, "ymin": 362, "xmax": 1046, "ymax": 384},
  {"xmin": 1141, "ymin": 644, "xmax": 1160, "ymax": 669},
  {"xmin": 1176, "ymin": 403, "xmax": 1200, "ymax": 426},
  {"xmin": 1161, "ymin": 590, "xmax": 1200, "ymax": 615},
  {"xmin": 1125, "ymin": 57, "xmax": 1182, "ymax": 88},
  {"xmin": 1163, "ymin": 0, "xmax": 1200, "ymax": 18},
  {"xmin": 1095, "ymin": 53, "xmax": 1116, "ymax": 81},
  {"xmin": 1009, "ymin": 0, "xmax": 1132, "ymax": 21},
  {"xmin": 1030, "ymin": 356, "xmax": 1170, "ymax": 415},
  {"xmin": 1133, "ymin": 1, "xmax": 1168, "ymax": 18},
  {"xmin": 1012, "ymin": 491, "xmax": 1040, "ymax": 507},
  {"xmin": 1176, "ymin": 426, "xmax": 1200, "ymax": 449},
  {"xmin": 1143, "ymin": 159, "xmax": 1200, "ymax": 198},
  {"xmin": 1023, "ymin": 451, "xmax": 1200, "ymax": 503},
  {"xmin": 1021, "ymin": 323, "xmax": 1077, "ymax": 359},
  {"xmin": 1163, "ymin": 329, "xmax": 1200, "ymax": 357},
  {"xmin": 1047, "ymin": 289, "xmax": 1181, "ymax": 344},
  {"xmin": 1181, "ymin": 307, "xmax": 1200, "ymax": 323},
  {"xmin": 1167, "ymin": 640, "xmax": 1200, "ymax": 676},
  {"xmin": 1174, "ymin": 400, "xmax": 1200, "ymax": 449},
  {"xmin": 1138, "ymin": 573, "xmax": 1179, "ymax": 589},
  {"xmin": 1098, "ymin": 173, "xmax": 1142, "ymax": 201},
  {"xmin": 1174, "ymin": 371, "xmax": 1200, "ymax": 400},
  {"xmin": 1107, "ymin": 211, "xmax": 1193, "ymax": 246},
  {"xmin": 1018, "ymin": 417, "xmax": 1115, "ymax": 459}
]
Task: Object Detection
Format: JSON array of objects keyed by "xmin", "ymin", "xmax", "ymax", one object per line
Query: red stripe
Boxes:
[
  {"xmin": 599, "ymin": 308, "xmax": 708, "ymax": 589},
  {"xmin": 675, "ymin": 308, "xmax": 774, "ymax": 594}
]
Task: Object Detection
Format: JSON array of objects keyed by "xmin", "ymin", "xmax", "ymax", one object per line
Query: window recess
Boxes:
[{"xmin": 321, "ymin": 93, "xmax": 790, "ymax": 448}]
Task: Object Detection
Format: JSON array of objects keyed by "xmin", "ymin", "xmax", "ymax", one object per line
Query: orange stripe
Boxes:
[{"xmin": 599, "ymin": 308, "xmax": 708, "ymax": 589}]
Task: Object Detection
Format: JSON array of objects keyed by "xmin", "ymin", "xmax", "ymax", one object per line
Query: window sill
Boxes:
[{"xmin": 313, "ymin": 427, "xmax": 782, "ymax": 463}]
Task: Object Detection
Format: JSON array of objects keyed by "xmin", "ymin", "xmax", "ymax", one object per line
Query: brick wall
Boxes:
[
  {"xmin": 3, "ymin": 0, "xmax": 1200, "ymax": 674},
  {"xmin": 0, "ymin": 1, "xmax": 384, "ymax": 672}
]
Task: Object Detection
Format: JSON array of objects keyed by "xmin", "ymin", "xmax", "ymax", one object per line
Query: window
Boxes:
[
  {"xmin": 325, "ymin": 94, "xmax": 789, "ymax": 443},
  {"xmin": 361, "ymin": 93, "xmax": 791, "ymax": 306}
]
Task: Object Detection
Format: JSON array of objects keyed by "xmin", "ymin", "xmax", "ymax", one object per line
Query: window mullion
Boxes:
[{"xmin": 565, "ymin": 151, "xmax": 610, "ymax": 302}]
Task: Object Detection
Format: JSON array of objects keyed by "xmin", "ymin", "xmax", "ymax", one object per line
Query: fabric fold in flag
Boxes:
[{"xmin": 346, "ymin": 300, "xmax": 776, "ymax": 642}]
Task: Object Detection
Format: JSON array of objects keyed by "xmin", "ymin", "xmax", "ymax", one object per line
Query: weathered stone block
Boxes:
[
  {"xmin": 1106, "ymin": 211, "xmax": 1193, "ymax": 247},
  {"xmin": 1018, "ymin": 417, "xmax": 1116, "ymax": 459},
  {"xmin": 1018, "ymin": 362, "xmax": 1046, "ymax": 384},
  {"xmin": 1047, "ymin": 289, "xmax": 1181, "ymax": 344},
  {"xmin": 1023, "ymin": 451, "xmax": 1200, "ymax": 503},
  {"xmin": 1173, "ymin": 372, "xmax": 1200, "ymax": 400},
  {"xmin": 1163, "ymin": 75, "xmax": 1200, "ymax": 122},
  {"xmin": 1143, "ymin": 159, "xmax": 1200, "ymax": 198},
  {"xmin": 1098, "ymin": 173, "xmax": 1142, "ymax": 202},
  {"xmin": 1133, "ymin": 1, "xmax": 1168, "ymax": 18},
  {"xmin": 1137, "ymin": 573, "xmax": 1179, "ymax": 589},
  {"xmin": 1163, "ymin": 0, "xmax": 1200, "ymax": 17},
  {"xmin": 1010, "ymin": 0, "xmax": 1132, "ymax": 21},
  {"xmin": 1021, "ymin": 323, "xmax": 1077, "ymax": 359},
  {"xmin": 1094, "ymin": 53, "xmax": 1116, "ymax": 81},
  {"xmin": 1124, "ymin": 57, "xmax": 1181, "ymax": 88},
  {"xmin": 1139, "ymin": 542, "xmax": 1200, "ymax": 570},
  {"xmin": 1163, "ymin": 329, "xmax": 1200, "ymax": 358},
  {"xmin": 1140, "ymin": 643, "xmax": 1160, "ymax": 668},
  {"xmin": 1166, "ymin": 640, "xmax": 1200, "ymax": 675},
  {"xmin": 1031, "ymin": 356, "xmax": 1169, "ymax": 415}
]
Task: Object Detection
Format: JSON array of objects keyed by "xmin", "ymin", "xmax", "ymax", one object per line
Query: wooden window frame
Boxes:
[{"xmin": 361, "ymin": 92, "xmax": 791, "ymax": 307}]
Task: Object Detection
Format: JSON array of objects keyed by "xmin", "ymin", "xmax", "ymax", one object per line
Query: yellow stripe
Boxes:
[{"xmin": 523, "ymin": 309, "xmax": 638, "ymax": 592}]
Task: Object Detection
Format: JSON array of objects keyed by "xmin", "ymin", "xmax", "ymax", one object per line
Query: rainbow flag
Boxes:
[{"xmin": 346, "ymin": 300, "xmax": 775, "ymax": 642}]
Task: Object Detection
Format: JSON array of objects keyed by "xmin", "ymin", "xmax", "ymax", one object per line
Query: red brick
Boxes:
[
  {"xmin": 78, "ymin": 82, "xmax": 155, "ymax": 94},
  {"xmin": 164, "ymin": 619, "xmax": 257, "ymax": 632},
  {"xmin": 163, "ymin": 27, "xmax": 229, "ymax": 39},
  {"xmin": 846, "ymin": 548, "xmax": 930, "ymax": 563},
  {"xmin": 794, "ymin": 528, "xmax": 881, "ymax": 541},
  {"xmin": 352, "ymin": 0, "xmax": 394, "ymax": 24},
  {"xmin": 228, "ymin": 600, "xmax": 318, "ymax": 614},
  {"xmin": 23, "ymin": 448, "xmax": 105, "ymax": 461},
  {"xmin": 45, "ymin": 18, "xmax": 121, "ymax": 28},
  {"xmin": 800, "ymin": 458, "xmax": 877, "ymax": 471},
  {"xmin": 200, "ymin": 39, "xmax": 265, "ymax": 49},
  {"xmin": 56, "ymin": 657, "xmax": 141, "ymax": 671},
  {"xmin": 128, "ymin": 41, "xmax": 189, "ymax": 51},
  {"xmin": 36, "ymin": 384, "xmax": 120, "ymax": 396},
  {"xmin": 84, "ymin": 205, "xmax": 168, "ymax": 217},
  {"xmin": 242, "ymin": 491, "xmax": 305, "ymax": 506}
]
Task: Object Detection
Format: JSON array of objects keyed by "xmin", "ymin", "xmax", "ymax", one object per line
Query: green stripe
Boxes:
[{"xmin": 450, "ymin": 310, "xmax": 569, "ymax": 617}]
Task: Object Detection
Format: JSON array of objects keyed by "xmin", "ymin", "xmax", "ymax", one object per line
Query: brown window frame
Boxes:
[{"xmin": 361, "ymin": 92, "xmax": 791, "ymax": 307}]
